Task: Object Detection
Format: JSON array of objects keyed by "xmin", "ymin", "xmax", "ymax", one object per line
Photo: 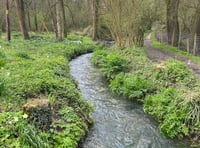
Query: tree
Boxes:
[
  {"xmin": 101, "ymin": 0, "xmax": 155, "ymax": 47},
  {"xmin": 192, "ymin": 0, "xmax": 200, "ymax": 36},
  {"xmin": 6, "ymin": 0, "xmax": 11, "ymax": 41},
  {"xmin": 33, "ymin": 0, "xmax": 38, "ymax": 31},
  {"xmin": 55, "ymin": 0, "xmax": 67, "ymax": 41},
  {"xmin": 60, "ymin": 0, "xmax": 67, "ymax": 37},
  {"xmin": 92, "ymin": 0, "xmax": 99, "ymax": 40},
  {"xmin": 47, "ymin": 0, "xmax": 58, "ymax": 37},
  {"xmin": 56, "ymin": 0, "xmax": 63, "ymax": 41},
  {"xmin": 15, "ymin": 0, "xmax": 30, "ymax": 40},
  {"xmin": 165, "ymin": 0, "xmax": 179, "ymax": 46}
]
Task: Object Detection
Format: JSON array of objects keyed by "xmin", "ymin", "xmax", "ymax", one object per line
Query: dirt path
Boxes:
[{"xmin": 144, "ymin": 34, "xmax": 200, "ymax": 77}]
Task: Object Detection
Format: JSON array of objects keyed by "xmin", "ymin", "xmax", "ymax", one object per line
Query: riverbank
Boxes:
[
  {"xmin": 91, "ymin": 46, "xmax": 200, "ymax": 146},
  {"xmin": 70, "ymin": 53, "xmax": 189, "ymax": 148},
  {"xmin": 0, "ymin": 32, "xmax": 95, "ymax": 147}
]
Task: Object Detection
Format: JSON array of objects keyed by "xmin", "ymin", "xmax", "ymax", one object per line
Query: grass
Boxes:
[
  {"xmin": 151, "ymin": 32, "xmax": 200, "ymax": 65},
  {"xmin": 0, "ymin": 32, "xmax": 95, "ymax": 147}
]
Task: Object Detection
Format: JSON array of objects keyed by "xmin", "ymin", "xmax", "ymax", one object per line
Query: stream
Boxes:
[{"xmin": 69, "ymin": 53, "xmax": 189, "ymax": 148}]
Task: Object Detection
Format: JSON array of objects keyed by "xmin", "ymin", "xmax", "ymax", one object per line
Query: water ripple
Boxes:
[{"xmin": 70, "ymin": 54, "xmax": 189, "ymax": 148}]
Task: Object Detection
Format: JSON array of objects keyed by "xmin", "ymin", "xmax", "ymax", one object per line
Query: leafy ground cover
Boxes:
[
  {"xmin": 91, "ymin": 47, "xmax": 200, "ymax": 145},
  {"xmin": 0, "ymin": 32, "xmax": 95, "ymax": 147}
]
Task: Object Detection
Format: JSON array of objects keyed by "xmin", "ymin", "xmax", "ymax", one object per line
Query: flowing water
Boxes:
[{"xmin": 70, "ymin": 54, "xmax": 189, "ymax": 148}]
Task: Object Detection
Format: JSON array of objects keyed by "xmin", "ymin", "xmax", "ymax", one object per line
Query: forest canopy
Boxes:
[{"xmin": 0, "ymin": 0, "xmax": 199, "ymax": 50}]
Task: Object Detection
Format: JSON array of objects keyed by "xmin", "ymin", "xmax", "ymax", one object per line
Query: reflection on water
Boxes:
[{"xmin": 70, "ymin": 54, "xmax": 189, "ymax": 148}]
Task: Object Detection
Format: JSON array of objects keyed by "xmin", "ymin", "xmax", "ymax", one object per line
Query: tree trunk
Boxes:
[
  {"xmin": 15, "ymin": 0, "xmax": 29, "ymax": 40},
  {"xmin": 47, "ymin": 0, "xmax": 57, "ymax": 37},
  {"xmin": 92, "ymin": 0, "xmax": 99, "ymax": 40},
  {"xmin": 192, "ymin": 0, "xmax": 200, "ymax": 54},
  {"xmin": 60, "ymin": 0, "xmax": 67, "ymax": 37},
  {"xmin": 56, "ymin": 0, "xmax": 63, "ymax": 41},
  {"xmin": 27, "ymin": 6, "xmax": 31, "ymax": 31},
  {"xmin": 33, "ymin": 0, "xmax": 38, "ymax": 31},
  {"xmin": 166, "ymin": 0, "xmax": 179, "ymax": 46},
  {"xmin": 6, "ymin": 0, "xmax": 11, "ymax": 41}
]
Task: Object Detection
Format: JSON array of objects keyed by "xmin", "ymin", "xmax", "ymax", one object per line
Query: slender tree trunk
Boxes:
[
  {"xmin": 33, "ymin": 0, "xmax": 38, "ymax": 31},
  {"xmin": 92, "ymin": 0, "xmax": 99, "ymax": 40},
  {"xmin": 192, "ymin": 0, "xmax": 200, "ymax": 53},
  {"xmin": 166, "ymin": 0, "xmax": 179, "ymax": 46},
  {"xmin": 65, "ymin": 5, "xmax": 75, "ymax": 26},
  {"xmin": 60, "ymin": 0, "xmax": 67, "ymax": 37},
  {"xmin": 47, "ymin": 0, "xmax": 57, "ymax": 37},
  {"xmin": 56, "ymin": 0, "xmax": 63, "ymax": 41},
  {"xmin": 27, "ymin": 7, "xmax": 31, "ymax": 31},
  {"xmin": 6, "ymin": 0, "xmax": 11, "ymax": 41},
  {"xmin": 15, "ymin": 0, "xmax": 29, "ymax": 40}
]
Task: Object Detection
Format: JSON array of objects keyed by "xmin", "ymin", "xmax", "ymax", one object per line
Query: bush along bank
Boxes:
[
  {"xmin": 91, "ymin": 47, "xmax": 200, "ymax": 146},
  {"xmin": 0, "ymin": 32, "xmax": 95, "ymax": 147}
]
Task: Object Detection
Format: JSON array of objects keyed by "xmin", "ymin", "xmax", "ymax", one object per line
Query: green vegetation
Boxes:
[
  {"xmin": 101, "ymin": 54, "xmax": 129, "ymax": 80},
  {"xmin": 144, "ymin": 87, "xmax": 189, "ymax": 138},
  {"xmin": 0, "ymin": 32, "xmax": 95, "ymax": 147},
  {"xmin": 110, "ymin": 73, "xmax": 155, "ymax": 101},
  {"xmin": 0, "ymin": 112, "xmax": 50, "ymax": 147},
  {"xmin": 91, "ymin": 47, "xmax": 200, "ymax": 142}
]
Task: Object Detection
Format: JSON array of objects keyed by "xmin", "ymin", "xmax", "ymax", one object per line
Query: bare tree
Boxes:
[
  {"xmin": 92, "ymin": 0, "xmax": 99, "ymax": 40},
  {"xmin": 33, "ymin": 0, "xmax": 38, "ymax": 31},
  {"xmin": 165, "ymin": 0, "xmax": 179, "ymax": 46},
  {"xmin": 101, "ymin": 0, "xmax": 155, "ymax": 47},
  {"xmin": 60, "ymin": 0, "xmax": 67, "ymax": 37},
  {"xmin": 15, "ymin": 0, "xmax": 30, "ymax": 40},
  {"xmin": 6, "ymin": 0, "xmax": 11, "ymax": 41},
  {"xmin": 56, "ymin": 0, "xmax": 63, "ymax": 41}
]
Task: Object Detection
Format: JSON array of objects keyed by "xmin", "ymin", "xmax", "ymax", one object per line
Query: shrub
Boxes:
[
  {"xmin": 110, "ymin": 73, "xmax": 155, "ymax": 101},
  {"xmin": 154, "ymin": 59, "xmax": 196, "ymax": 87},
  {"xmin": 119, "ymin": 48, "xmax": 153, "ymax": 73},
  {"xmin": 101, "ymin": 54, "xmax": 129, "ymax": 79},
  {"xmin": 51, "ymin": 121, "xmax": 84, "ymax": 147},
  {"xmin": 144, "ymin": 87, "xmax": 189, "ymax": 138},
  {"xmin": 160, "ymin": 110, "xmax": 189, "ymax": 139},
  {"xmin": 109, "ymin": 73, "xmax": 125, "ymax": 95},
  {"xmin": 91, "ymin": 49, "xmax": 108, "ymax": 66}
]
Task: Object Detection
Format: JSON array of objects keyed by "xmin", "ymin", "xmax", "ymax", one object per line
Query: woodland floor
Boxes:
[{"xmin": 144, "ymin": 34, "xmax": 200, "ymax": 77}]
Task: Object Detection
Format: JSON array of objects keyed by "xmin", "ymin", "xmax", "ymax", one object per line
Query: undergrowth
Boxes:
[
  {"xmin": 91, "ymin": 46, "xmax": 200, "ymax": 144},
  {"xmin": 0, "ymin": 32, "xmax": 95, "ymax": 147}
]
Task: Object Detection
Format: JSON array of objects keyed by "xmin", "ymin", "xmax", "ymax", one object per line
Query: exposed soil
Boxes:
[{"xmin": 144, "ymin": 34, "xmax": 200, "ymax": 77}]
